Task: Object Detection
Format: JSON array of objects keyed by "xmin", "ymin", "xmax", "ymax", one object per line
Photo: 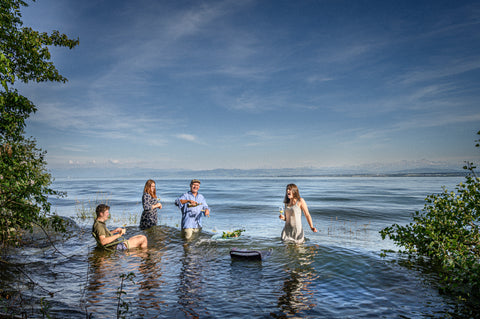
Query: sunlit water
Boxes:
[{"xmin": 2, "ymin": 176, "xmax": 468, "ymax": 318}]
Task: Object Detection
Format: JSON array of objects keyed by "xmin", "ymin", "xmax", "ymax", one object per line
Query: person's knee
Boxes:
[
  {"xmin": 136, "ymin": 235, "xmax": 147, "ymax": 244},
  {"xmin": 128, "ymin": 235, "xmax": 147, "ymax": 248},
  {"xmin": 182, "ymin": 229, "xmax": 193, "ymax": 239}
]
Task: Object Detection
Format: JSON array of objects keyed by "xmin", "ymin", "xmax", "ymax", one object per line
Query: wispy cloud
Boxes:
[
  {"xmin": 306, "ymin": 75, "xmax": 334, "ymax": 84},
  {"xmin": 392, "ymin": 112, "xmax": 480, "ymax": 132},
  {"xmin": 175, "ymin": 134, "xmax": 206, "ymax": 145},
  {"xmin": 397, "ymin": 58, "xmax": 480, "ymax": 85},
  {"xmin": 108, "ymin": 159, "xmax": 121, "ymax": 165},
  {"xmin": 30, "ymin": 101, "xmax": 173, "ymax": 146},
  {"xmin": 243, "ymin": 130, "xmax": 273, "ymax": 146},
  {"xmin": 61, "ymin": 144, "xmax": 91, "ymax": 153}
]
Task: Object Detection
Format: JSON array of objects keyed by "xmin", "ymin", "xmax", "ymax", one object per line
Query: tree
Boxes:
[
  {"xmin": 0, "ymin": 0, "xmax": 79, "ymax": 248},
  {"xmin": 380, "ymin": 130, "xmax": 480, "ymax": 304}
]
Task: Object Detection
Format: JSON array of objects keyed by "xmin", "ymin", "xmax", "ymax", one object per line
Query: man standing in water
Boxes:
[{"xmin": 175, "ymin": 179, "xmax": 210, "ymax": 239}]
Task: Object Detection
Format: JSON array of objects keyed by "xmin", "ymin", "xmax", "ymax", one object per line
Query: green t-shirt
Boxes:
[{"xmin": 92, "ymin": 219, "xmax": 120, "ymax": 248}]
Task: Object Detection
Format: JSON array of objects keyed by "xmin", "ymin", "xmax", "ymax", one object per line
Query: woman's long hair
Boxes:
[
  {"xmin": 144, "ymin": 179, "xmax": 157, "ymax": 198},
  {"xmin": 284, "ymin": 183, "xmax": 300, "ymax": 204}
]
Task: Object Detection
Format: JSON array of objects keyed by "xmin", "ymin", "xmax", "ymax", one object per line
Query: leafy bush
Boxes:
[
  {"xmin": 380, "ymin": 131, "xmax": 480, "ymax": 302},
  {"xmin": 0, "ymin": 0, "xmax": 79, "ymax": 248}
]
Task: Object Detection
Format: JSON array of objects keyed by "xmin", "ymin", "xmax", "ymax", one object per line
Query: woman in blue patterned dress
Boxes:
[{"xmin": 140, "ymin": 179, "xmax": 162, "ymax": 230}]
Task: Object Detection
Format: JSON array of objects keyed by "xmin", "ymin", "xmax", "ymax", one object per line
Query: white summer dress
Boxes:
[{"xmin": 281, "ymin": 202, "xmax": 305, "ymax": 244}]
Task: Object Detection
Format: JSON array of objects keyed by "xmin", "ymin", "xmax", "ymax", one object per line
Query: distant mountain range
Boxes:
[{"xmin": 50, "ymin": 164, "xmax": 467, "ymax": 180}]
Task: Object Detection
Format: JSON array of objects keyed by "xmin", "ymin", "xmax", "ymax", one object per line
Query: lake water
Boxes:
[{"xmin": 2, "ymin": 176, "xmax": 469, "ymax": 318}]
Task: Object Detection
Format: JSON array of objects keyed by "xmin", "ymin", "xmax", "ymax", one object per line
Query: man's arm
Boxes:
[
  {"xmin": 176, "ymin": 193, "xmax": 199, "ymax": 206},
  {"xmin": 175, "ymin": 193, "xmax": 187, "ymax": 207},
  {"xmin": 99, "ymin": 228, "xmax": 125, "ymax": 246}
]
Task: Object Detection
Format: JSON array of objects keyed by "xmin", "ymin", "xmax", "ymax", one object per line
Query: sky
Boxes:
[{"xmin": 16, "ymin": 0, "xmax": 480, "ymax": 172}]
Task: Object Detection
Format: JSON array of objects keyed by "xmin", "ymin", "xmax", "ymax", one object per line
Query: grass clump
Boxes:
[
  {"xmin": 75, "ymin": 193, "xmax": 110, "ymax": 220},
  {"xmin": 75, "ymin": 194, "xmax": 139, "ymax": 226}
]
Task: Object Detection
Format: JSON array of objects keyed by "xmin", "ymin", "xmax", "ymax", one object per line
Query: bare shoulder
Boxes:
[{"xmin": 299, "ymin": 197, "xmax": 308, "ymax": 207}]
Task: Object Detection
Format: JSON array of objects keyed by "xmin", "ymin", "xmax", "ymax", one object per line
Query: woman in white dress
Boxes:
[{"xmin": 279, "ymin": 184, "xmax": 318, "ymax": 244}]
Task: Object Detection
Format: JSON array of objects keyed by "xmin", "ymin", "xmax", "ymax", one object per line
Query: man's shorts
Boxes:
[{"xmin": 116, "ymin": 242, "xmax": 128, "ymax": 250}]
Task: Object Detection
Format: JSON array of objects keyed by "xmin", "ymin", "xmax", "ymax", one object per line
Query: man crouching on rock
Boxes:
[{"xmin": 92, "ymin": 204, "xmax": 148, "ymax": 250}]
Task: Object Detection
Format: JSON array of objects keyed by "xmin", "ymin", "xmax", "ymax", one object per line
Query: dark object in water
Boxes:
[{"xmin": 230, "ymin": 247, "xmax": 272, "ymax": 261}]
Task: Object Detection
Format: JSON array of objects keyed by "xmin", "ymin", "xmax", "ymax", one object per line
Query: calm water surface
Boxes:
[{"xmin": 4, "ymin": 176, "xmax": 467, "ymax": 318}]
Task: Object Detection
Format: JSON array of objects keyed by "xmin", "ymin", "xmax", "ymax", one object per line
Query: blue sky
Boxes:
[{"xmin": 17, "ymin": 0, "xmax": 480, "ymax": 171}]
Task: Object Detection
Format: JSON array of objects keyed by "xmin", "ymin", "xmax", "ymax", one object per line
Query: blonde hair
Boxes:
[
  {"xmin": 144, "ymin": 179, "xmax": 157, "ymax": 198},
  {"xmin": 284, "ymin": 183, "xmax": 301, "ymax": 204}
]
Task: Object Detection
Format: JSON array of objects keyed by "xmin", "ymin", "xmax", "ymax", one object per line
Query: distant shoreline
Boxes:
[
  {"xmin": 276, "ymin": 173, "xmax": 465, "ymax": 178},
  {"xmin": 51, "ymin": 167, "xmax": 467, "ymax": 180}
]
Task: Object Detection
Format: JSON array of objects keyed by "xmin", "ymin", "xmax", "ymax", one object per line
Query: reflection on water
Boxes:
[
  {"xmin": 277, "ymin": 245, "xmax": 319, "ymax": 317},
  {"xmin": 136, "ymin": 228, "xmax": 167, "ymax": 316},
  {"xmin": 178, "ymin": 239, "xmax": 209, "ymax": 318}
]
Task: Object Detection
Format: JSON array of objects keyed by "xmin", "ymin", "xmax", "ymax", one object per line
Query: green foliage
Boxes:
[
  {"xmin": 0, "ymin": 0, "xmax": 79, "ymax": 248},
  {"xmin": 116, "ymin": 272, "xmax": 136, "ymax": 319},
  {"xmin": 380, "ymin": 130, "xmax": 480, "ymax": 301},
  {"xmin": 222, "ymin": 228, "xmax": 245, "ymax": 238},
  {"xmin": 39, "ymin": 297, "xmax": 52, "ymax": 319},
  {"xmin": 0, "ymin": 0, "xmax": 79, "ymax": 88}
]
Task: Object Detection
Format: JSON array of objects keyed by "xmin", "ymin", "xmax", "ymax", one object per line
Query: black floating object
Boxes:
[{"xmin": 230, "ymin": 247, "xmax": 272, "ymax": 261}]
